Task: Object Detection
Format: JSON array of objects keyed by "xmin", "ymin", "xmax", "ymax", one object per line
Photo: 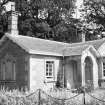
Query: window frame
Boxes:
[
  {"xmin": 2, "ymin": 62, "xmax": 6, "ymax": 80},
  {"xmin": 25, "ymin": 59, "xmax": 28, "ymax": 71},
  {"xmin": 12, "ymin": 61, "xmax": 16, "ymax": 80},
  {"xmin": 0, "ymin": 54, "xmax": 16, "ymax": 81},
  {"xmin": 45, "ymin": 60, "xmax": 55, "ymax": 79}
]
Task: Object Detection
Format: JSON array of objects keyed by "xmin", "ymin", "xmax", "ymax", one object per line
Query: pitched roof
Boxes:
[
  {"xmin": 64, "ymin": 45, "xmax": 89, "ymax": 56},
  {"xmin": 1, "ymin": 33, "xmax": 105, "ymax": 56},
  {"xmin": 70, "ymin": 38, "xmax": 105, "ymax": 50},
  {"xmin": 64, "ymin": 38, "xmax": 105, "ymax": 56},
  {"xmin": 3, "ymin": 33, "xmax": 69, "ymax": 56}
]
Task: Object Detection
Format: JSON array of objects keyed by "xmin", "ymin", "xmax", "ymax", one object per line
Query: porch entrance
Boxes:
[
  {"xmin": 65, "ymin": 60, "xmax": 79, "ymax": 89},
  {"xmin": 84, "ymin": 56, "xmax": 93, "ymax": 86}
]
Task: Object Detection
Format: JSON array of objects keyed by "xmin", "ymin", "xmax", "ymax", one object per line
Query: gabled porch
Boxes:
[{"xmin": 64, "ymin": 45, "xmax": 99, "ymax": 89}]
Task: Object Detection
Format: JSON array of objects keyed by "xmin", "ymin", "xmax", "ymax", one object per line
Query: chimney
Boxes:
[{"xmin": 8, "ymin": 2, "xmax": 18, "ymax": 35}]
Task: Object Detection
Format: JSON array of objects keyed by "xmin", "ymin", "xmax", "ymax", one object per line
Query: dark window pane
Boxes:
[
  {"xmin": 49, "ymin": 72, "xmax": 52, "ymax": 76},
  {"xmin": 46, "ymin": 73, "xmax": 48, "ymax": 76},
  {"xmin": 104, "ymin": 70, "xmax": 105, "ymax": 76}
]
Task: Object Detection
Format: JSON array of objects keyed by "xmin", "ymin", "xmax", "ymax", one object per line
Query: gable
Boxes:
[
  {"xmin": 0, "ymin": 37, "xmax": 28, "ymax": 59},
  {"xmin": 87, "ymin": 46, "xmax": 99, "ymax": 58},
  {"xmin": 98, "ymin": 42, "xmax": 105, "ymax": 57},
  {"xmin": 81, "ymin": 45, "xmax": 99, "ymax": 59}
]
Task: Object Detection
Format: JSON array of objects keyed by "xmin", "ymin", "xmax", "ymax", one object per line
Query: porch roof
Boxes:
[
  {"xmin": 69, "ymin": 38, "xmax": 105, "ymax": 50},
  {"xmin": 63, "ymin": 45, "xmax": 89, "ymax": 56},
  {"xmin": 1, "ymin": 33, "xmax": 105, "ymax": 56}
]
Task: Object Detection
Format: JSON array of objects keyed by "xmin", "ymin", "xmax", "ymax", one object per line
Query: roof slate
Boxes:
[
  {"xmin": 64, "ymin": 45, "xmax": 89, "ymax": 56},
  {"xmin": 2, "ymin": 33, "xmax": 105, "ymax": 56},
  {"xmin": 5, "ymin": 34, "xmax": 69, "ymax": 56},
  {"xmin": 69, "ymin": 38, "xmax": 105, "ymax": 50}
]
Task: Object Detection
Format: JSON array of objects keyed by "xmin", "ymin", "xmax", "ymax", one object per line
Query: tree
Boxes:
[
  {"xmin": 0, "ymin": 0, "xmax": 9, "ymax": 38},
  {"xmin": 79, "ymin": 0, "xmax": 105, "ymax": 40},
  {"xmin": 15, "ymin": 0, "xmax": 79, "ymax": 43},
  {"xmin": 0, "ymin": 0, "xmax": 79, "ymax": 43}
]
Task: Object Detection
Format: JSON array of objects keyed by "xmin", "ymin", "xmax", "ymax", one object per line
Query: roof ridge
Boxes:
[
  {"xmin": 5, "ymin": 33, "xmax": 105, "ymax": 48},
  {"xmin": 7, "ymin": 33, "xmax": 70, "ymax": 46},
  {"xmin": 70, "ymin": 38, "xmax": 105, "ymax": 45},
  {"xmin": 68, "ymin": 44, "xmax": 89, "ymax": 48}
]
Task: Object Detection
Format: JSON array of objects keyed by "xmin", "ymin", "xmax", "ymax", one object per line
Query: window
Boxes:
[
  {"xmin": 0, "ymin": 54, "xmax": 16, "ymax": 81},
  {"xmin": 2, "ymin": 62, "xmax": 6, "ymax": 80},
  {"xmin": 46, "ymin": 61, "xmax": 54, "ymax": 78},
  {"xmin": 25, "ymin": 60, "xmax": 28, "ymax": 71},
  {"xmin": 12, "ymin": 61, "xmax": 16, "ymax": 80},
  {"xmin": 103, "ymin": 62, "xmax": 105, "ymax": 77}
]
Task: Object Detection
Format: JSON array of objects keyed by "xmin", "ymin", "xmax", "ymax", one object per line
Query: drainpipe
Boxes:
[
  {"xmin": 62, "ymin": 48, "xmax": 65, "ymax": 88},
  {"xmin": 62, "ymin": 54, "xmax": 65, "ymax": 88}
]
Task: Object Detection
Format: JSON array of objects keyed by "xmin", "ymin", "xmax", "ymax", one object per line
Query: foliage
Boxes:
[
  {"xmin": 0, "ymin": 0, "xmax": 9, "ymax": 38},
  {"xmin": 14, "ymin": 0, "xmax": 80, "ymax": 43},
  {"xmin": 0, "ymin": 0, "xmax": 82, "ymax": 43},
  {"xmin": 79, "ymin": 0, "xmax": 105, "ymax": 40},
  {"xmin": 2, "ymin": 0, "xmax": 105, "ymax": 42},
  {"xmin": 0, "ymin": 88, "xmax": 105, "ymax": 105}
]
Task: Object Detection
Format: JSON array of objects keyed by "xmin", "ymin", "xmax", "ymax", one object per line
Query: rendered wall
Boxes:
[{"xmin": 29, "ymin": 55, "xmax": 62, "ymax": 91}]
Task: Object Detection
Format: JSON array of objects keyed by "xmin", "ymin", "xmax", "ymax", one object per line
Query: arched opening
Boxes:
[{"xmin": 85, "ymin": 56, "xmax": 93, "ymax": 86}]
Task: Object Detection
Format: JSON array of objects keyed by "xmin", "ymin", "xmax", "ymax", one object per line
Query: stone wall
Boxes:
[{"xmin": 0, "ymin": 38, "xmax": 29, "ymax": 90}]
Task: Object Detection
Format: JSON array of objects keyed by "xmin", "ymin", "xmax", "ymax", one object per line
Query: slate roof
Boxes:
[
  {"xmin": 69, "ymin": 38, "xmax": 105, "ymax": 50},
  {"xmin": 1, "ymin": 33, "xmax": 105, "ymax": 56},
  {"xmin": 3, "ymin": 33, "xmax": 69, "ymax": 56},
  {"xmin": 63, "ymin": 45, "xmax": 89, "ymax": 56}
]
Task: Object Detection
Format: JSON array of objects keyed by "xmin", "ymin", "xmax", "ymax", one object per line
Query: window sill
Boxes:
[
  {"xmin": 46, "ymin": 76, "xmax": 53, "ymax": 79},
  {"xmin": 44, "ymin": 77, "xmax": 56, "ymax": 83},
  {"xmin": 44, "ymin": 80, "xmax": 56, "ymax": 83}
]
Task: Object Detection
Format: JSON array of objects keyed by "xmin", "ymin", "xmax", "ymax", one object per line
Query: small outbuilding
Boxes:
[{"xmin": 0, "ymin": 5, "xmax": 105, "ymax": 91}]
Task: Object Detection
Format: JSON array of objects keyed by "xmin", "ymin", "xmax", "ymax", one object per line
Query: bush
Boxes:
[
  {"xmin": 0, "ymin": 95, "xmax": 8, "ymax": 105},
  {"xmin": 0, "ymin": 88, "xmax": 105, "ymax": 105}
]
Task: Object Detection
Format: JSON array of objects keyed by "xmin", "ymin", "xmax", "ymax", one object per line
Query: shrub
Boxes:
[
  {"xmin": 0, "ymin": 88, "xmax": 105, "ymax": 105},
  {"xmin": 0, "ymin": 95, "xmax": 8, "ymax": 105}
]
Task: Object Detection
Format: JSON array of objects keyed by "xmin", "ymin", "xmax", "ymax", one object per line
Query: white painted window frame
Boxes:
[{"xmin": 45, "ymin": 59, "xmax": 55, "ymax": 79}]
